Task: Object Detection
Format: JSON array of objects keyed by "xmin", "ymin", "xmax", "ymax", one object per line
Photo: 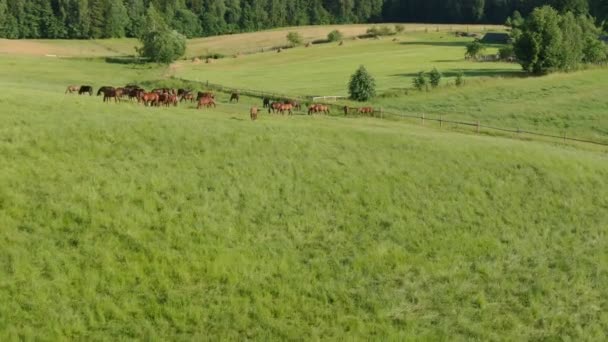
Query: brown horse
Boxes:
[
  {"xmin": 285, "ymin": 100, "xmax": 301, "ymax": 111},
  {"xmin": 359, "ymin": 107, "xmax": 374, "ymax": 115},
  {"xmin": 268, "ymin": 102, "xmax": 283, "ymax": 114},
  {"xmin": 197, "ymin": 92, "xmax": 215, "ymax": 101},
  {"xmin": 279, "ymin": 103, "xmax": 293, "ymax": 115},
  {"xmin": 308, "ymin": 104, "xmax": 330, "ymax": 115},
  {"xmin": 180, "ymin": 92, "xmax": 195, "ymax": 103},
  {"xmin": 230, "ymin": 93, "xmax": 239, "ymax": 103},
  {"xmin": 65, "ymin": 85, "xmax": 79, "ymax": 94},
  {"xmin": 139, "ymin": 92, "xmax": 159, "ymax": 106},
  {"xmin": 250, "ymin": 107, "xmax": 259, "ymax": 121},
  {"xmin": 167, "ymin": 94, "xmax": 179, "ymax": 107},
  {"xmin": 100, "ymin": 88, "xmax": 120, "ymax": 103},
  {"xmin": 97, "ymin": 86, "xmax": 114, "ymax": 96},
  {"xmin": 197, "ymin": 97, "xmax": 216, "ymax": 109}
]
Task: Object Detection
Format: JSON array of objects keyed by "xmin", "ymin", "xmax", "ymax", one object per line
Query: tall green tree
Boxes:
[{"xmin": 103, "ymin": 0, "xmax": 128, "ymax": 37}]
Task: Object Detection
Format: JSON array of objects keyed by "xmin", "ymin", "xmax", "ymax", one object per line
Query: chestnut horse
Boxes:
[
  {"xmin": 308, "ymin": 104, "xmax": 330, "ymax": 115},
  {"xmin": 359, "ymin": 107, "xmax": 374, "ymax": 115},
  {"xmin": 139, "ymin": 92, "xmax": 159, "ymax": 106},
  {"xmin": 197, "ymin": 97, "xmax": 216, "ymax": 109},
  {"xmin": 268, "ymin": 102, "xmax": 283, "ymax": 114}
]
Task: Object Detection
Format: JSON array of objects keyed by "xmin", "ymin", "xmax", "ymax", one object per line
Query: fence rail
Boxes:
[{"xmin": 173, "ymin": 78, "xmax": 608, "ymax": 148}]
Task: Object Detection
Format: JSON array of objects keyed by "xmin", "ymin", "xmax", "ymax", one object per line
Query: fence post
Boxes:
[
  {"xmin": 476, "ymin": 121, "xmax": 480, "ymax": 134},
  {"xmin": 439, "ymin": 115, "xmax": 442, "ymax": 128},
  {"xmin": 564, "ymin": 131, "xmax": 567, "ymax": 143},
  {"xmin": 422, "ymin": 113, "xmax": 425, "ymax": 126}
]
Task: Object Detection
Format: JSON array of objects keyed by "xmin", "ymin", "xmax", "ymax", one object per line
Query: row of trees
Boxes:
[{"xmin": 0, "ymin": 0, "xmax": 607, "ymax": 39}]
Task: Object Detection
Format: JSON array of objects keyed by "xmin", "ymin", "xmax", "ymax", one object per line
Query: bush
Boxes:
[
  {"xmin": 455, "ymin": 71, "xmax": 465, "ymax": 87},
  {"xmin": 348, "ymin": 65, "xmax": 376, "ymax": 101},
  {"xmin": 413, "ymin": 72, "xmax": 428, "ymax": 91},
  {"xmin": 498, "ymin": 45, "xmax": 515, "ymax": 60},
  {"xmin": 366, "ymin": 26, "xmax": 394, "ymax": 37},
  {"xmin": 395, "ymin": 24, "xmax": 405, "ymax": 33},
  {"xmin": 327, "ymin": 30, "xmax": 343, "ymax": 42},
  {"xmin": 286, "ymin": 32, "xmax": 303, "ymax": 46},
  {"xmin": 465, "ymin": 40, "xmax": 485, "ymax": 60},
  {"xmin": 428, "ymin": 68, "xmax": 442, "ymax": 88}
]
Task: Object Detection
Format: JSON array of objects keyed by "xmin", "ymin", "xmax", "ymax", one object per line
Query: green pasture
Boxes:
[
  {"xmin": 175, "ymin": 32, "xmax": 519, "ymax": 96},
  {"xmin": 0, "ymin": 28, "xmax": 607, "ymax": 340}
]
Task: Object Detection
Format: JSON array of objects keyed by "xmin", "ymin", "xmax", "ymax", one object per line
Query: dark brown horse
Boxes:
[
  {"xmin": 78, "ymin": 86, "xmax": 93, "ymax": 96},
  {"xmin": 230, "ymin": 93, "xmax": 240, "ymax": 103},
  {"xmin": 97, "ymin": 86, "xmax": 115, "ymax": 96},
  {"xmin": 101, "ymin": 88, "xmax": 120, "ymax": 103},
  {"xmin": 262, "ymin": 97, "xmax": 271, "ymax": 108}
]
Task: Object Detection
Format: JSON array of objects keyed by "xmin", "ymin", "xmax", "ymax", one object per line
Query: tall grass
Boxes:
[{"xmin": 0, "ymin": 56, "xmax": 607, "ymax": 339}]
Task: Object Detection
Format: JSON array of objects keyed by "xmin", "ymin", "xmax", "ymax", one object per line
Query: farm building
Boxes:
[{"xmin": 481, "ymin": 32, "xmax": 511, "ymax": 44}]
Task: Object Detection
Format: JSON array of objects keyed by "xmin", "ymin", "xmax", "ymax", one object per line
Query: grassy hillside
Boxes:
[
  {"xmin": 0, "ymin": 27, "xmax": 607, "ymax": 339},
  {"xmin": 1, "ymin": 69, "xmax": 607, "ymax": 339},
  {"xmin": 176, "ymin": 32, "xmax": 520, "ymax": 96}
]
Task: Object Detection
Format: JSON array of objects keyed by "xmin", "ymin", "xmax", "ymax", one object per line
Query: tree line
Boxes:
[{"xmin": 0, "ymin": 0, "xmax": 606, "ymax": 39}]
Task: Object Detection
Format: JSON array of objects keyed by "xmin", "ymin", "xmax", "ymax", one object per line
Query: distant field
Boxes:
[
  {"xmin": 176, "ymin": 32, "xmax": 519, "ymax": 96},
  {"xmin": 1, "ymin": 54, "xmax": 607, "ymax": 339},
  {"xmin": 0, "ymin": 24, "xmax": 503, "ymax": 58}
]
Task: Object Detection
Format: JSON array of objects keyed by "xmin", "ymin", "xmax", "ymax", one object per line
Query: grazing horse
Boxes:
[
  {"xmin": 139, "ymin": 92, "xmax": 159, "ymax": 106},
  {"xmin": 358, "ymin": 107, "xmax": 374, "ymax": 115},
  {"xmin": 65, "ymin": 85, "xmax": 79, "ymax": 94},
  {"xmin": 263, "ymin": 97, "xmax": 271, "ymax": 108},
  {"xmin": 285, "ymin": 100, "xmax": 301, "ymax": 111},
  {"xmin": 101, "ymin": 88, "xmax": 120, "ymax": 103},
  {"xmin": 180, "ymin": 92, "xmax": 195, "ymax": 103},
  {"xmin": 230, "ymin": 93, "xmax": 239, "ymax": 103},
  {"xmin": 308, "ymin": 104, "xmax": 330, "ymax": 115},
  {"xmin": 197, "ymin": 97, "xmax": 216, "ymax": 109},
  {"xmin": 167, "ymin": 94, "xmax": 179, "ymax": 107},
  {"xmin": 97, "ymin": 86, "xmax": 114, "ymax": 96},
  {"xmin": 250, "ymin": 107, "xmax": 259, "ymax": 121},
  {"xmin": 268, "ymin": 102, "xmax": 283, "ymax": 114},
  {"xmin": 78, "ymin": 86, "xmax": 93, "ymax": 96},
  {"xmin": 197, "ymin": 92, "xmax": 215, "ymax": 101},
  {"xmin": 279, "ymin": 103, "xmax": 293, "ymax": 115}
]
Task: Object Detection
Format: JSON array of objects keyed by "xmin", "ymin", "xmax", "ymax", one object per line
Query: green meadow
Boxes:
[{"xmin": 0, "ymin": 27, "xmax": 607, "ymax": 340}]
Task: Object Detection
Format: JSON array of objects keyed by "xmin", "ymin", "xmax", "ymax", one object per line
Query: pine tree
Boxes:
[{"xmin": 348, "ymin": 65, "xmax": 376, "ymax": 101}]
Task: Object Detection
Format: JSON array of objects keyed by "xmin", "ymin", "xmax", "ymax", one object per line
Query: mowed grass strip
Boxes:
[{"xmin": 0, "ymin": 70, "xmax": 607, "ymax": 339}]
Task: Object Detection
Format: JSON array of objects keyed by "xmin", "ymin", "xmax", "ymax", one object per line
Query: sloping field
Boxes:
[
  {"xmin": 176, "ymin": 32, "xmax": 520, "ymax": 96},
  {"xmin": 1, "ymin": 63, "xmax": 607, "ymax": 339}
]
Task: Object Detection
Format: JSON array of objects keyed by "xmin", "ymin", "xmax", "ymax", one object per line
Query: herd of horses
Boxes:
[{"xmin": 65, "ymin": 84, "xmax": 375, "ymax": 119}]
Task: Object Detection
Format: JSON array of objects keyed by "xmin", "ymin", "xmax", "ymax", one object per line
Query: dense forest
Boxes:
[{"xmin": 0, "ymin": 0, "xmax": 606, "ymax": 39}]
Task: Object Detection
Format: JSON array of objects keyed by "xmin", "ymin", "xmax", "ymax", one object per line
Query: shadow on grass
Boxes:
[{"xmin": 391, "ymin": 68, "xmax": 524, "ymax": 78}]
